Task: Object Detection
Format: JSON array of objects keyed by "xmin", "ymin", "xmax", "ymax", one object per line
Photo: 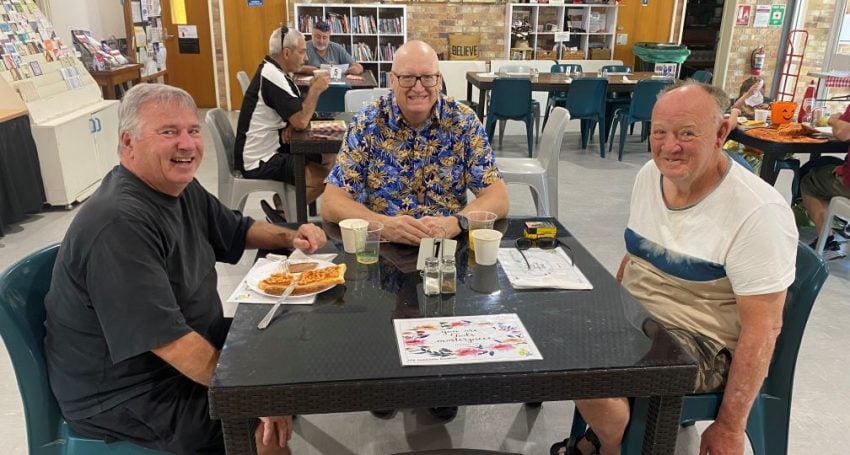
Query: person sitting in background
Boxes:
[
  {"xmin": 551, "ymin": 81, "xmax": 797, "ymax": 455},
  {"xmin": 320, "ymin": 40, "xmax": 508, "ymax": 246},
  {"xmin": 800, "ymin": 104, "xmax": 850, "ymax": 259},
  {"xmin": 731, "ymin": 76, "xmax": 769, "ymax": 118},
  {"xmin": 235, "ymin": 26, "xmax": 332, "ymax": 223},
  {"xmin": 45, "ymin": 84, "xmax": 326, "ymax": 455},
  {"xmin": 298, "ymin": 20, "xmax": 364, "ymax": 76}
]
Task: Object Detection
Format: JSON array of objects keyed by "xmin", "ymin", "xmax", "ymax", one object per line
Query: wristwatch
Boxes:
[{"xmin": 453, "ymin": 214, "xmax": 469, "ymax": 231}]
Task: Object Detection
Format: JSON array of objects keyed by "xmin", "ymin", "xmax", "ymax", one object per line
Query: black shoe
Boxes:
[
  {"xmin": 427, "ymin": 406, "xmax": 458, "ymax": 422},
  {"xmin": 370, "ymin": 409, "xmax": 396, "ymax": 419},
  {"xmin": 260, "ymin": 199, "xmax": 287, "ymax": 225},
  {"xmin": 810, "ymin": 235, "xmax": 836, "ymax": 250}
]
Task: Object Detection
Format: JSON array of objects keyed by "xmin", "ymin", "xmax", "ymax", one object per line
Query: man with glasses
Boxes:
[
  {"xmin": 321, "ymin": 40, "xmax": 508, "ymax": 247},
  {"xmin": 235, "ymin": 26, "xmax": 332, "ymax": 222},
  {"xmin": 298, "ymin": 20, "xmax": 363, "ymax": 76}
]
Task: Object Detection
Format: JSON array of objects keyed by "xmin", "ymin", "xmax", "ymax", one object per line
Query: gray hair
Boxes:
[
  {"xmin": 659, "ymin": 79, "xmax": 731, "ymax": 124},
  {"xmin": 269, "ymin": 26, "xmax": 303, "ymax": 56},
  {"xmin": 118, "ymin": 84, "xmax": 197, "ymax": 142}
]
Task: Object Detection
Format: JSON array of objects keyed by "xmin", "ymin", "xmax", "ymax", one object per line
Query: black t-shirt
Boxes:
[{"xmin": 44, "ymin": 165, "xmax": 254, "ymax": 420}]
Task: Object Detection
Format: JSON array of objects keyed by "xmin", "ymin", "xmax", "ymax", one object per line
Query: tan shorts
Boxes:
[
  {"xmin": 801, "ymin": 165, "xmax": 850, "ymax": 201},
  {"xmin": 667, "ymin": 329, "xmax": 732, "ymax": 393}
]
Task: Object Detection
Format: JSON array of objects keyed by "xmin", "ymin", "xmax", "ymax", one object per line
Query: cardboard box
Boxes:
[
  {"xmin": 537, "ymin": 50, "xmax": 556, "ymax": 59},
  {"xmin": 590, "ymin": 48, "xmax": 611, "ymax": 60}
]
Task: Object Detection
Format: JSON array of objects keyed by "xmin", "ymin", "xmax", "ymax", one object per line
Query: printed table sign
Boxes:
[{"xmin": 394, "ymin": 314, "xmax": 543, "ymax": 366}]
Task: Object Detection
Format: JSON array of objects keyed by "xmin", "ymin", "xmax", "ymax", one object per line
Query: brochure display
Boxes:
[
  {"xmin": 123, "ymin": 0, "xmax": 167, "ymax": 80},
  {"xmin": 0, "ymin": 0, "xmax": 119, "ymax": 207}
]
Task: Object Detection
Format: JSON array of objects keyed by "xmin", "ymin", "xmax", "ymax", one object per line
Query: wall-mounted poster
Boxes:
[
  {"xmin": 769, "ymin": 4, "xmax": 785, "ymax": 27},
  {"xmin": 736, "ymin": 5, "xmax": 751, "ymax": 26},
  {"xmin": 753, "ymin": 5, "xmax": 771, "ymax": 27}
]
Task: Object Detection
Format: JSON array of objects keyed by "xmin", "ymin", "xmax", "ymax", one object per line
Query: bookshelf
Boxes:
[
  {"xmin": 123, "ymin": 0, "xmax": 167, "ymax": 80},
  {"xmin": 506, "ymin": 3, "xmax": 618, "ymax": 60},
  {"xmin": 294, "ymin": 3, "xmax": 406, "ymax": 87},
  {"xmin": 0, "ymin": 0, "xmax": 119, "ymax": 207}
]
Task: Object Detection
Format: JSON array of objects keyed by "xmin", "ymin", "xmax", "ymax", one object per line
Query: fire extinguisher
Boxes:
[
  {"xmin": 798, "ymin": 80, "xmax": 816, "ymax": 123},
  {"xmin": 751, "ymin": 46, "xmax": 766, "ymax": 76}
]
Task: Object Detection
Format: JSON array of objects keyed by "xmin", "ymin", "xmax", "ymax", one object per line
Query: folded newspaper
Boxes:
[{"xmin": 497, "ymin": 247, "xmax": 592, "ymax": 290}]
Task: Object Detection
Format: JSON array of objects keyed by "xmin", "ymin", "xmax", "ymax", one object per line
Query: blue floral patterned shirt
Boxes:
[{"xmin": 326, "ymin": 92, "xmax": 502, "ymax": 217}]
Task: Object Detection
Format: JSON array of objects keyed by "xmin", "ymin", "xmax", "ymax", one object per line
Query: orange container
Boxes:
[{"xmin": 771, "ymin": 101, "xmax": 797, "ymax": 126}]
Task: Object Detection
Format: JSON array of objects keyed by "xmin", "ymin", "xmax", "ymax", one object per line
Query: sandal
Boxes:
[
  {"xmin": 549, "ymin": 428, "xmax": 602, "ymax": 455},
  {"xmin": 260, "ymin": 200, "xmax": 287, "ymax": 225}
]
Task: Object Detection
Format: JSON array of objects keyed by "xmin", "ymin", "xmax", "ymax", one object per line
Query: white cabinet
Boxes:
[
  {"xmin": 31, "ymin": 100, "xmax": 120, "ymax": 207},
  {"xmin": 294, "ymin": 3, "xmax": 407, "ymax": 87},
  {"xmin": 506, "ymin": 3, "xmax": 618, "ymax": 60}
]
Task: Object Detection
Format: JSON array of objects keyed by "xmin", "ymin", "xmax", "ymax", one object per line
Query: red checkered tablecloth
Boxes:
[{"xmin": 826, "ymin": 76, "xmax": 850, "ymax": 88}]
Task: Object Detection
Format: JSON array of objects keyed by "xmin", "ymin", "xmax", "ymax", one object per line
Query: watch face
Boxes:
[{"xmin": 456, "ymin": 215, "xmax": 468, "ymax": 230}]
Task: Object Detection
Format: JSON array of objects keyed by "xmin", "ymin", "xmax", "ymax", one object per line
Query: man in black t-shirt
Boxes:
[
  {"xmin": 44, "ymin": 84, "xmax": 325, "ymax": 455},
  {"xmin": 235, "ymin": 26, "xmax": 332, "ymax": 218}
]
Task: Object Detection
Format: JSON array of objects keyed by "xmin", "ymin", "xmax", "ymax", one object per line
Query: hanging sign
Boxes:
[
  {"xmin": 736, "ymin": 5, "xmax": 751, "ymax": 26},
  {"xmin": 247, "ymin": 0, "xmax": 263, "ymax": 6},
  {"xmin": 769, "ymin": 5, "xmax": 786, "ymax": 26}
]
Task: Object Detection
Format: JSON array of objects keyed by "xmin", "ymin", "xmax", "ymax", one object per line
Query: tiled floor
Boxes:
[{"xmin": 1, "ymin": 114, "xmax": 848, "ymax": 454}]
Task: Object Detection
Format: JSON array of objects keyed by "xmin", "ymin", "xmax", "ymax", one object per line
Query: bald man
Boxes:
[{"xmin": 320, "ymin": 40, "xmax": 508, "ymax": 247}]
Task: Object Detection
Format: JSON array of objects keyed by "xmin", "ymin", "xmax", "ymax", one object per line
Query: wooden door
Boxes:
[
  {"xmin": 613, "ymin": 0, "xmax": 677, "ymax": 67},
  {"xmin": 223, "ymin": 0, "xmax": 288, "ymax": 110},
  {"xmin": 161, "ymin": 0, "xmax": 216, "ymax": 107}
]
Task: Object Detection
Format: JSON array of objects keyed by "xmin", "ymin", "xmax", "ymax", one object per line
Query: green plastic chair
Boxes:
[
  {"xmin": 315, "ymin": 84, "xmax": 350, "ymax": 112},
  {"xmin": 564, "ymin": 78, "xmax": 609, "ymax": 158},
  {"xmin": 542, "ymin": 63, "xmax": 582, "ymax": 130},
  {"xmin": 569, "ymin": 241, "xmax": 830, "ymax": 455},
  {"xmin": 692, "ymin": 70, "xmax": 713, "ymax": 83},
  {"xmin": 607, "ymin": 79, "xmax": 672, "ymax": 161},
  {"xmin": 0, "ymin": 244, "xmax": 165, "ymax": 454},
  {"xmin": 485, "ymin": 78, "xmax": 536, "ymax": 157},
  {"xmin": 599, "ymin": 64, "xmax": 632, "ymax": 74}
]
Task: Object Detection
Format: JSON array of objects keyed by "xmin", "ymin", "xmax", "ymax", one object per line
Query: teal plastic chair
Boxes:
[
  {"xmin": 599, "ymin": 64, "xmax": 632, "ymax": 74},
  {"xmin": 569, "ymin": 241, "xmax": 829, "ymax": 455},
  {"xmin": 692, "ymin": 70, "xmax": 713, "ymax": 83},
  {"xmin": 607, "ymin": 79, "xmax": 671, "ymax": 160},
  {"xmin": 315, "ymin": 84, "xmax": 350, "ymax": 112},
  {"xmin": 542, "ymin": 63, "xmax": 582, "ymax": 130},
  {"xmin": 485, "ymin": 78, "xmax": 536, "ymax": 157},
  {"xmin": 564, "ymin": 78, "xmax": 609, "ymax": 158},
  {"xmin": 0, "ymin": 244, "xmax": 165, "ymax": 454}
]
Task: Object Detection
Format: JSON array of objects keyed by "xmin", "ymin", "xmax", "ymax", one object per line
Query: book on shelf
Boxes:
[{"xmin": 378, "ymin": 17, "xmax": 403, "ymax": 34}]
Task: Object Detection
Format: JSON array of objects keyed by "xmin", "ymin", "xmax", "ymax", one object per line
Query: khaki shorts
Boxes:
[
  {"xmin": 801, "ymin": 165, "xmax": 850, "ymax": 201},
  {"xmin": 667, "ymin": 329, "xmax": 732, "ymax": 393}
]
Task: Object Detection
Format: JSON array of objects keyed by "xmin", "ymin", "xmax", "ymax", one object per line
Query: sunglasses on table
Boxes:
[{"xmin": 514, "ymin": 237, "xmax": 574, "ymax": 269}]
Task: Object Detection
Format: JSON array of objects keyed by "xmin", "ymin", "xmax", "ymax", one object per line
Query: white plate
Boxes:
[
  {"xmin": 815, "ymin": 126, "xmax": 833, "ymax": 135},
  {"xmin": 246, "ymin": 259, "xmax": 337, "ymax": 298}
]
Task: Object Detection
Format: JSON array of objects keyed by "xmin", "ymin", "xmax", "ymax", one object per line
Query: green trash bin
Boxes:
[{"xmin": 632, "ymin": 42, "xmax": 691, "ymax": 72}]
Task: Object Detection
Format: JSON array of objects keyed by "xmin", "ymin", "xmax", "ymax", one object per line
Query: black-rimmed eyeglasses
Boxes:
[
  {"xmin": 392, "ymin": 73, "xmax": 440, "ymax": 88},
  {"xmin": 515, "ymin": 237, "xmax": 573, "ymax": 269}
]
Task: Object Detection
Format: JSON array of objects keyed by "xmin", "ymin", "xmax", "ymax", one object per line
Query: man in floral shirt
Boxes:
[{"xmin": 321, "ymin": 40, "xmax": 508, "ymax": 245}]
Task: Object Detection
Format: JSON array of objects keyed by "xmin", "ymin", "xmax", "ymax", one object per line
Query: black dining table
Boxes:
[
  {"xmin": 465, "ymin": 71, "xmax": 661, "ymax": 119},
  {"xmin": 288, "ymin": 112, "xmax": 352, "ymax": 223},
  {"xmin": 209, "ymin": 217, "xmax": 698, "ymax": 454},
  {"xmin": 728, "ymin": 127, "xmax": 849, "ymax": 184},
  {"xmin": 0, "ymin": 111, "xmax": 45, "ymax": 237}
]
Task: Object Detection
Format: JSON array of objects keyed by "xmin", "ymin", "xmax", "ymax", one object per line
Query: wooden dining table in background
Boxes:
[
  {"xmin": 465, "ymin": 71, "xmax": 661, "ymax": 119},
  {"xmin": 293, "ymin": 70, "xmax": 379, "ymax": 92}
]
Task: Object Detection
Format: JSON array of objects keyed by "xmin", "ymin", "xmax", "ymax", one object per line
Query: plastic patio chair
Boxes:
[
  {"xmin": 485, "ymin": 78, "xmax": 537, "ymax": 157},
  {"xmin": 0, "ymin": 244, "xmax": 166, "ymax": 454},
  {"xmin": 692, "ymin": 69, "xmax": 713, "ymax": 83},
  {"xmin": 542, "ymin": 63, "xmax": 582, "ymax": 129},
  {"xmin": 344, "ymin": 88, "xmax": 390, "ymax": 112},
  {"xmin": 496, "ymin": 64, "xmax": 541, "ymax": 146},
  {"xmin": 499, "ymin": 107, "xmax": 570, "ymax": 217},
  {"xmin": 236, "ymin": 70, "xmax": 251, "ymax": 95},
  {"xmin": 564, "ymin": 77, "xmax": 609, "ymax": 158},
  {"xmin": 315, "ymin": 84, "xmax": 350, "ymax": 112},
  {"xmin": 569, "ymin": 241, "xmax": 829, "ymax": 455},
  {"xmin": 599, "ymin": 64, "xmax": 632, "ymax": 74},
  {"xmin": 815, "ymin": 196, "xmax": 850, "ymax": 256},
  {"xmin": 607, "ymin": 79, "xmax": 671, "ymax": 160},
  {"xmin": 205, "ymin": 108, "xmax": 296, "ymax": 213}
]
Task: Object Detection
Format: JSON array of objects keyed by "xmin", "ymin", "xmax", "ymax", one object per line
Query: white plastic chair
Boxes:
[
  {"xmin": 497, "ymin": 106, "xmax": 570, "ymax": 218},
  {"xmin": 344, "ymin": 88, "xmax": 391, "ymax": 112},
  {"xmin": 205, "ymin": 108, "xmax": 296, "ymax": 214},
  {"xmin": 236, "ymin": 71, "xmax": 251, "ymax": 95},
  {"xmin": 815, "ymin": 196, "xmax": 850, "ymax": 255}
]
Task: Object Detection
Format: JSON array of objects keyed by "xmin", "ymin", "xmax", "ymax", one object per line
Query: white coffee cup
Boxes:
[
  {"xmin": 754, "ymin": 109, "xmax": 770, "ymax": 124},
  {"xmin": 339, "ymin": 218, "xmax": 369, "ymax": 254},
  {"xmin": 471, "ymin": 229, "xmax": 503, "ymax": 266}
]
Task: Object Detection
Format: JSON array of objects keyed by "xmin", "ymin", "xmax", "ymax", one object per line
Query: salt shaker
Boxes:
[
  {"xmin": 440, "ymin": 257, "xmax": 457, "ymax": 294},
  {"xmin": 423, "ymin": 257, "xmax": 441, "ymax": 296}
]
